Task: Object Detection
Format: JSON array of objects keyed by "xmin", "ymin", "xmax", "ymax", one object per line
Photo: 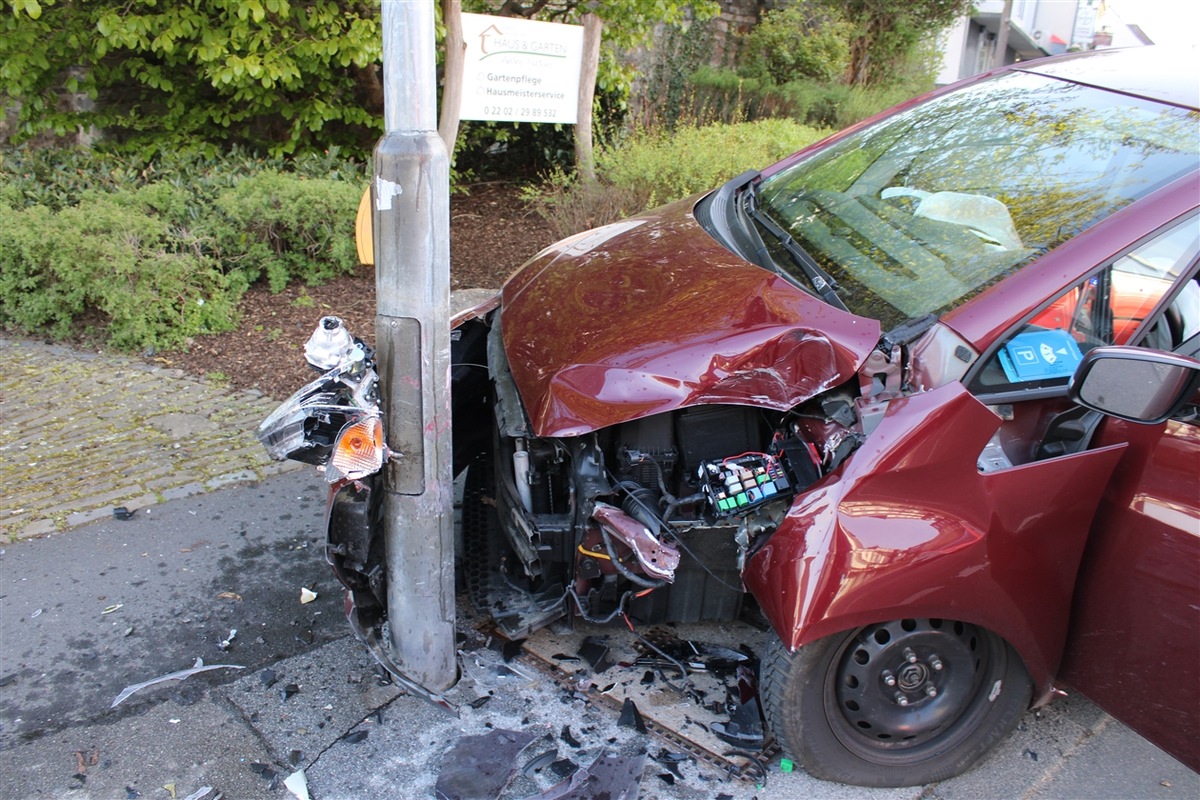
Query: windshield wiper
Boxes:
[{"xmin": 739, "ymin": 179, "xmax": 849, "ymax": 312}]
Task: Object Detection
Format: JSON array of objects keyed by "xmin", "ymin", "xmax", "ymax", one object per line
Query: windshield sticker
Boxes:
[{"xmin": 998, "ymin": 330, "xmax": 1083, "ymax": 382}]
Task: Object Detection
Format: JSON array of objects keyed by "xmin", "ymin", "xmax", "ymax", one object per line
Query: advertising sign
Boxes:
[{"xmin": 459, "ymin": 13, "xmax": 584, "ymax": 124}]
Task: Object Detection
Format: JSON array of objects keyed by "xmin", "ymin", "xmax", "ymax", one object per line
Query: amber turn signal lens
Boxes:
[{"xmin": 330, "ymin": 416, "xmax": 384, "ymax": 479}]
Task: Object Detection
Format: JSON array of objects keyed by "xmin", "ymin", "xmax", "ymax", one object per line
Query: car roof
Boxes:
[{"xmin": 1013, "ymin": 46, "xmax": 1199, "ymax": 111}]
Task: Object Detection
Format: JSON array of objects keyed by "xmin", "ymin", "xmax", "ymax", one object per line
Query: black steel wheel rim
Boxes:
[{"xmin": 824, "ymin": 618, "xmax": 995, "ymax": 761}]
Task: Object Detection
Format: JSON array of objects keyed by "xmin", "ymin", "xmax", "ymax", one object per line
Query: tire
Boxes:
[{"xmin": 762, "ymin": 619, "xmax": 1031, "ymax": 787}]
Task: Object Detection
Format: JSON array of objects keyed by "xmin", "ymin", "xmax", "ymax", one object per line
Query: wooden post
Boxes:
[
  {"xmin": 438, "ymin": 0, "xmax": 466, "ymax": 157},
  {"xmin": 575, "ymin": 13, "xmax": 602, "ymax": 183}
]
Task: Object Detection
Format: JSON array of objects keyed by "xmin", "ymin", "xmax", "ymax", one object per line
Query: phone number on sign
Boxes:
[{"xmin": 483, "ymin": 106, "xmax": 562, "ymax": 119}]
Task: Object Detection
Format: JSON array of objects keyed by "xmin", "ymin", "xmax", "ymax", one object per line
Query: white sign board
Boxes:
[{"xmin": 459, "ymin": 13, "xmax": 583, "ymax": 124}]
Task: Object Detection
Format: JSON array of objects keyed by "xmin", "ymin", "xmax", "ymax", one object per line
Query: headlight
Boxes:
[{"xmin": 327, "ymin": 415, "xmax": 386, "ymax": 482}]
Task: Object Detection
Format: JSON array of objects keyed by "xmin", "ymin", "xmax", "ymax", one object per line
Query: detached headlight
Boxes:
[{"xmin": 326, "ymin": 415, "xmax": 387, "ymax": 483}]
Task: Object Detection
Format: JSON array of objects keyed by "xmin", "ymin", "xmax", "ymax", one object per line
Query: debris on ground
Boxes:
[
  {"xmin": 617, "ymin": 698, "xmax": 647, "ymax": 733},
  {"xmin": 111, "ymin": 658, "xmax": 244, "ymax": 708},
  {"xmin": 283, "ymin": 769, "xmax": 310, "ymax": 800},
  {"xmin": 524, "ymin": 750, "xmax": 646, "ymax": 800},
  {"xmin": 299, "ymin": 587, "xmax": 317, "ymax": 604},
  {"xmin": 434, "ymin": 727, "xmax": 537, "ymax": 800}
]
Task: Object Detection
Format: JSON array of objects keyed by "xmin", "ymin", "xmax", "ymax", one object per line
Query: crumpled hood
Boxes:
[{"xmin": 500, "ymin": 197, "xmax": 881, "ymax": 437}]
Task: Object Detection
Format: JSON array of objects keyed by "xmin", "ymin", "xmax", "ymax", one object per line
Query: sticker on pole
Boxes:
[{"xmin": 459, "ymin": 13, "xmax": 583, "ymax": 124}]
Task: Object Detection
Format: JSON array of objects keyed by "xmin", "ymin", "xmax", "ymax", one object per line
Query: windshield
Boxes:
[{"xmin": 758, "ymin": 71, "xmax": 1199, "ymax": 330}]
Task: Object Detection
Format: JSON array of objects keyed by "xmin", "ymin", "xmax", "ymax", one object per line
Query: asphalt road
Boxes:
[{"xmin": 1, "ymin": 469, "xmax": 1196, "ymax": 799}]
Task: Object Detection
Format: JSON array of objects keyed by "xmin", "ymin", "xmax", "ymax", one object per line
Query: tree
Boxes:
[
  {"xmin": 1, "ymin": 0, "xmax": 383, "ymax": 156},
  {"xmin": 812, "ymin": 0, "xmax": 972, "ymax": 86},
  {"xmin": 2, "ymin": 0, "xmax": 717, "ymax": 159}
]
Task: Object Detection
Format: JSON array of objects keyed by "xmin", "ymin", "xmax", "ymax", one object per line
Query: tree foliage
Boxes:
[
  {"xmin": 811, "ymin": 0, "xmax": 972, "ymax": 86},
  {"xmin": 738, "ymin": 3, "xmax": 850, "ymax": 85},
  {"xmin": 2, "ymin": 0, "xmax": 717, "ymax": 158},
  {"xmin": 1, "ymin": 0, "xmax": 384, "ymax": 156}
]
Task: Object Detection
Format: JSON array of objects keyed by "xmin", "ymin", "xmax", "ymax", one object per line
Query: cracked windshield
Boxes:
[{"xmin": 758, "ymin": 70, "xmax": 1200, "ymax": 331}]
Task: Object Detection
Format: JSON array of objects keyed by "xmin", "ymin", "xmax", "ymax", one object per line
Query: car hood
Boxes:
[{"xmin": 500, "ymin": 197, "xmax": 881, "ymax": 437}]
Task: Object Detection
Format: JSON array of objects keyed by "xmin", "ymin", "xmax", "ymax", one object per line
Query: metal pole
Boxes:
[{"xmin": 374, "ymin": 0, "xmax": 455, "ymax": 691}]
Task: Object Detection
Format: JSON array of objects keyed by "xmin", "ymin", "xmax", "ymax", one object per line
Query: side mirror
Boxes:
[{"xmin": 1069, "ymin": 346, "xmax": 1200, "ymax": 424}]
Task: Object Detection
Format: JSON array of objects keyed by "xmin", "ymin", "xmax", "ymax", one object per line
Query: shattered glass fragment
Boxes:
[{"xmin": 111, "ymin": 658, "xmax": 244, "ymax": 707}]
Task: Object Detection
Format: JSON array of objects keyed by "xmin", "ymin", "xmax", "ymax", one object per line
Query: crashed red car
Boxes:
[
  {"xmin": 263, "ymin": 46, "xmax": 1199, "ymax": 788},
  {"xmin": 447, "ymin": 46, "xmax": 1200, "ymax": 786}
]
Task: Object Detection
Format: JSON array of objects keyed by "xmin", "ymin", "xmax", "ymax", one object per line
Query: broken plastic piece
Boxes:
[
  {"xmin": 280, "ymin": 683, "xmax": 300, "ymax": 701},
  {"xmin": 111, "ymin": 658, "xmax": 244, "ymax": 708},
  {"xmin": 560, "ymin": 725, "xmax": 581, "ymax": 749},
  {"xmin": 283, "ymin": 770, "xmax": 310, "ymax": 800},
  {"xmin": 218, "ymin": 629, "xmax": 237, "ymax": 651},
  {"xmin": 523, "ymin": 751, "xmax": 647, "ymax": 800},
  {"xmin": 342, "ymin": 730, "xmax": 368, "ymax": 744},
  {"xmin": 299, "ymin": 587, "xmax": 317, "ymax": 604},
  {"xmin": 522, "ymin": 749, "xmax": 558, "ymax": 777},
  {"xmin": 434, "ymin": 728, "xmax": 536, "ymax": 800},
  {"xmin": 711, "ymin": 697, "xmax": 765, "ymax": 747},
  {"xmin": 578, "ymin": 637, "xmax": 613, "ymax": 674},
  {"xmin": 113, "ymin": 506, "xmax": 134, "ymax": 520},
  {"xmin": 618, "ymin": 698, "xmax": 647, "ymax": 733},
  {"xmin": 181, "ymin": 787, "xmax": 213, "ymax": 800}
]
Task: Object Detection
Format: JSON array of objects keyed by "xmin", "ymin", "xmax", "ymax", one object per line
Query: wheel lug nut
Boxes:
[
  {"xmin": 926, "ymin": 685, "xmax": 938, "ymax": 698},
  {"xmin": 903, "ymin": 647, "xmax": 918, "ymax": 664},
  {"xmin": 929, "ymin": 655, "xmax": 943, "ymax": 671},
  {"xmin": 881, "ymin": 669, "xmax": 896, "ymax": 687},
  {"xmin": 894, "ymin": 691, "xmax": 909, "ymax": 707}
]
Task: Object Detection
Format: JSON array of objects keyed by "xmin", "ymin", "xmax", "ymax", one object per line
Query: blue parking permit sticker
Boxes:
[{"xmin": 998, "ymin": 330, "xmax": 1083, "ymax": 382}]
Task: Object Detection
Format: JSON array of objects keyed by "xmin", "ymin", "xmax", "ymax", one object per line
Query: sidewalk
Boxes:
[{"xmin": 0, "ymin": 336, "xmax": 298, "ymax": 541}]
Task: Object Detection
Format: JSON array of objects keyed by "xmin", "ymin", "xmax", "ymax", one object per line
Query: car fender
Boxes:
[{"xmin": 744, "ymin": 382, "xmax": 1126, "ymax": 695}]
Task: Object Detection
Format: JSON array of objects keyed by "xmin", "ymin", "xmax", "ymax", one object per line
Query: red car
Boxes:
[{"xmin": 262, "ymin": 45, "xmax": 1200, "ymax": 787}]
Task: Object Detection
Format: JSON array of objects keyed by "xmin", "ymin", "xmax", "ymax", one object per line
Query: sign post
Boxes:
[{"xmin": 374, "ymin": 0, "xmax": 456, "ymax": 691}]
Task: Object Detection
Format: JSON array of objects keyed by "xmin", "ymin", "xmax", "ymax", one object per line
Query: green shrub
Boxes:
[
  {"xmin": 528, "ymin": 119, "xmax": 829, "ymax": 238},
  {"xmin": 739, "ymin": 4, "xmax": 850, "ymax": 85},
  {"xmin": 601, "ymin": 119, "xmax": 828, "ymax": 208},
  {"xmin": 213, "ymin": 171, "xmax": 361, "ymax": 292},
  {"xmin": 0, "ymin": 186, "xmax": 239, "ymax": 350},
  {"xmin": 0, "ymin": 145, "xmax": 367, "ymax": 350}
]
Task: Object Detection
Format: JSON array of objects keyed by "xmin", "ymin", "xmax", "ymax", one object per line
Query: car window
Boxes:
[
  {"xmin": 758, "ymin": 71, "xmax": 1199, "ymax": 332},
  {"xmin": 971, "ymin": 218, "xmax": 1200, "ymax": 396}
]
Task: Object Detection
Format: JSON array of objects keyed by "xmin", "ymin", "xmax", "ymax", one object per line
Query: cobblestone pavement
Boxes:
[
  {"xmin": 0, "ymin": 290, "xmax": 496, "ymax": 542},
  {"xmin": 0, "ymin": 336, "xmax": 298, "ymax": 541}
]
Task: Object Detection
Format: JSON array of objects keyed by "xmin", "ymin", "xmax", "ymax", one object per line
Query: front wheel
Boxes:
[{"xmin": 762, "ymin": 619, "xmax": 1031, "ymax": 787}]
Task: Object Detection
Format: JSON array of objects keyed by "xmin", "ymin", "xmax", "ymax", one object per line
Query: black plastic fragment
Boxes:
[
  {"xmin": 658, "ymin": 772, "xmax": 676, "ymax": 786},
  {"xmin": 711, "ymin": 696, "xmax": 765, "ymax": 747},
  {"xmin": 651, "ymin": 749, "xmax": 693, "ymax": 780},
  {"xmin": 280, "ymin": 683, "xmax": 300, "ymax": 701},
  {"xmin": 502, "ymin": 638, "xmax": 527, "ymax": 663},
  {"xmin": 578, "ymin": 636, "xmax": 613, "ymax": 673},
  {"xmin": 549, "ymin": 758, "xmax": 578, "ymax": 778},
  {"xmin": 468, "ymin": 694, "xmax": 493, "ymax": 709},
  {"xmin": 112, "ymin": 507, "xmax": 134, "ymax": 521},
  {"xmin": 640, "ymin": 670, "xmax": 655, "ymax": 686},
  {"xmin": 259, "ymin": 668, "xmax": 277, "ymax": 688},
  {"xmin": 342, "ymin": 730, "xmax": 369, "ymax": 744},
  {"xmin": 560, "ymin": 725, "xmax": 581, "ymax": 749},
  {"xmin": 617, "ymin": 698, "xmax": 647, "ymax": 733}
]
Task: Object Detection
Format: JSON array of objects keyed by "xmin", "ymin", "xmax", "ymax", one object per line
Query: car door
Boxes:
[{"xmin": 1058, "ymin": 266, "xmax": 1200, "ymax": 771}]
